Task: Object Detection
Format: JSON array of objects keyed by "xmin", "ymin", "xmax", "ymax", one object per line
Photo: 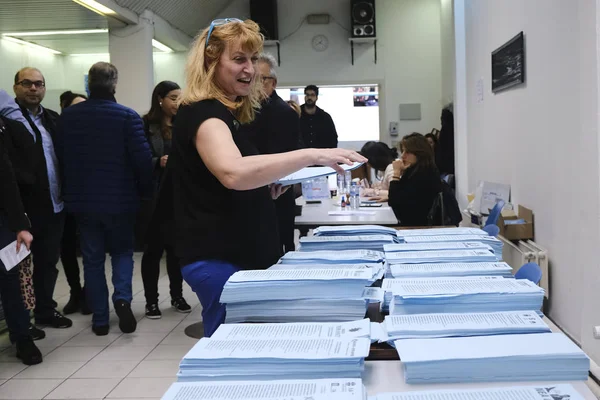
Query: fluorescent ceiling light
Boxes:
[
  {"xmin": 2, "ymin": 36, "xmax": 62, "ymax": 55},
  {"xmin": 1, "ymin": 29, "xmax": 108, "ymax": 36},
  {"xmin": 72, "ymin": 0, "xmax": 116, "ymax": 16},
  {"xmin": 70, "ymin": 53, "xmax": 110, "ymax": 57},
  {"xmin": 152, "ymin": 39, "xmax": 173, "ymax": 53}
]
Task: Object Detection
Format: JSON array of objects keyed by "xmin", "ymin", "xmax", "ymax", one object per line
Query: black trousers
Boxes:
[
  {"xmin": 60, "ymin": 212, "xmax": 82, "ymax": 294},
  {"xmin": 30, "ymin": 211, "xmax": 65, "ymax": 318},
  {"xmin": 0, "ymin": 266, "xmax": 30, "ymax": 342},
  {"xmin": 275, "ymin": 190, "xmax": 296, "ymax": 253},
  {"xmin": 141, "ymin": 240, "xmax": 183, "ymax": 305}
]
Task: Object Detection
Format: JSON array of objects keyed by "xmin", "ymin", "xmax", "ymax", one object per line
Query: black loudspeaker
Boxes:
[
  {"xmin": 351, "ymin": 0, "xmax": 376, "ymax": 38},
  {"xmin": 250, "ymin": 0, "xmax": 279, "ymax": 40}
]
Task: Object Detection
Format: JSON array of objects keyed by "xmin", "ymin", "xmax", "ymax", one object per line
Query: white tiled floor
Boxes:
[{"xmin": 0, "ymin": 253, "xmax": 199, "ymax": 400}]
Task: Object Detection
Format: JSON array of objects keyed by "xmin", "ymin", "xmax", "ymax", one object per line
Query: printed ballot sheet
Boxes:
[
  {"xmin": 276, "ymin": 162, "xmax": 363, "ymax": 185},
  {"xmin": 211, "ymin": 319, "xmax": 370, "ymax": 340},
  {"xmin": 390, "ymin": 277, "xmax": 542, "ymax": 297},
  {"xmin": 0, "ymin": 240, "xmax": 30, "ymax": 271},
  {"xmin": 280, "ymin": 250, "xmax": 384, "ymax": 262},
  {"xmin": 227, "ymin": 268, "xmax": 375, "ymax": 282},
  {"xmin": 374, "ymin": 384, "xmax": 584, "ymax": 400},
  {"xmin": 384, "ymin": 242, "xmax": 491, "ymax": 252},
  {"xmin": 162, "ymin": 378, "xmax": 365, "ymax": 400}
]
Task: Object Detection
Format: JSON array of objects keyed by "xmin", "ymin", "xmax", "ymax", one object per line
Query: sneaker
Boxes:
[
  {"xmin": 62, "ymin": 291, "xmax": 82, "ymax": 315},
  {"xmin": 145, "ymin": 303, "xmax": 162, "ymax": 319},
  {"xmin": 171, "ymin": 297, "xmax": 192, "ymax": 313},
  {"xmin": 92, "ymin": 325, "xmax": 109, "ymax": 336},
  {"xmin": 114, "ymin": 299, "xmax": 137, "ymax": 333},
  {"xmin": 29, "ymin": 324, "xmax": 46, "ymax": 341},
  {"xmin": 35, "ymin": 310, "xmax": 73, "ymax": 329},
  {"xmin": 16, "ymin": 338, "xmax": 43, "ymax": 365}
]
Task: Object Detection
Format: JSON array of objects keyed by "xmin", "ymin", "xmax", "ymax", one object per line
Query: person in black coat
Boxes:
[
  {"xmin": 242, "ymin": 53, "xmax": 302, "ymax": 254},
  {"xmin": 435, "ymin": 108, "xmax": 455, "ymax": 176},
  {"xmin": 388, "ymin": 133, "xmax": 442, "ymax": 227},
  {"xmin": 0, "ymin": 116, "xmax": 43, "ymax": 365}
]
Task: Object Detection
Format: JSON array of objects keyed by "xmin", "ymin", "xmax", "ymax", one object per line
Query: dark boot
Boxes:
[{"xmin": 16, "ymin": 338, "xmax": 43, "ymax": 365}]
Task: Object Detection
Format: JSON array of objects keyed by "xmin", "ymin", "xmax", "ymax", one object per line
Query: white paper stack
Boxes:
[
  {"xmin": 177, "ymin": 337, "xmax": 371, "ymax": 381},
  {"xmin": 314, "ymin": 225, "xmax": 400, "ymax": 239},
  {"xmin": 396, "ymin": 227, "xmax": 488, "ymax": 241},
  {"xmin": 276, "ymin": 162, "xmax": 363, "ymax": 185},
  {"xmin": 388, "ymin": 278, "xmax": 545, "ymax": 315},
  {"xmin": 211, "ymin": 319, "xmax": 371, "ymax": 341},
  {"xmin": 387, "ymin": 262, "xmax": 513, "ymax": 279},
  {"xmin": 373, "ymin": 385, "xmax": 585, "ymax": 400},
  {"xmin": 279, "ymin": 250, "xmax": 385, "ymax": 265},
  {"xmin": 384, "ymin": 241, "xmax": 493, "ymax": 254},
  {"xmin": 402, "ymin": 234, "xmax": 504, "ymax": 257},
  {"xmin": 395, "ymin": 333, "xmax": 590, "ymax": 383},
  {"xmin": 269, "ymin": 263, "xmax": 385, "ymax": 281},
  {"xmin": 383, "ymin": 311, "xmax": 551, "ymax": 340},
  {"xmin": 381, "ymin": 276, "xmax": 504, "ymax": 312},
  {"xmin": 221, "ymin": 269, "xmax": 375, "ymax": 323},
  {"xmin": 299, "ymin": 235, "xmax": 397, "ymax": 252},
  {"xmin": 162, "ymin": 378, "xmax": 366, "ymax": 400},
  {"xmin": 385, "ymin": 249, "xmax": 500, "ymax": 264}
]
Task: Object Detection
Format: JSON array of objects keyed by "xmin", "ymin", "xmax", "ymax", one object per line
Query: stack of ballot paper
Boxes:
[
  {"xmin": 373, "ymin": 385, "xmax": 586, "ymax": 400},
  {"xmin": 386, "ymin": 262, "xmax": 513, "ymax": 278},
  {"xmin": 314, "ymin": 225, "xmax": 400, "ymax": 238},
  {"xmin": 268, "ymin": 264, "xmax": 385, "ymax": 281},
  {"xmin": 396, "ymin": 227, "xmax": 488, "ymax": 241},
  {"xmin": 162, "ymin": 378, "xmax": 366, "ymax": 400},
  {"xmin": 299, "ymin": 235, "xmax": 397, "ymax": 252},
  {"xmin": 403, "ymin": 234, "xmax": 503, "ymax": 255},
  {"xmin": 279, "ymin": 250, "xmax": 385, "ymax": 265},
  {"xmin": 382, "ymin": 311, "xmax": 551, "ymax": 340},
  {"xmin": 395, "ymin": 333, "xmax": 590, "ymax": 383},
  {"xmin": 384, "ymin": 241, "xmax": 494, "ymax": 254},
  {"xmin": 388, "ymin": 277, "xmax": 545, "ymax": 315},
  {"xmin": 211, "ymin": 319, "xmax": 372, "ymax": 340},
  {"xmin": 381, "ymin": 276, "xmax": 504, "ymax": 312},
  {"xmin": 385, "ymin": 249, "xmax": 500, "ymax": 264},
  {"xmin": 177, "ymin": 337, "xmax": 371, "ymax": 381},
  {"xmin": 221, "ymin": 269, "xmax": 375, "ymax": 323}
]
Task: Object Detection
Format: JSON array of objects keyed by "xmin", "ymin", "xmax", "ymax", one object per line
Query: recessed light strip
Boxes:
[
  {"xmin": 72, "ymin": 0, "xmax": 116, "ymax": 16},
  {"xmin": 1, "ymin": 29, "xmax": 108, "ymax": 36},
  {"xmin": 152, "ymin": 39, "xmax": 173, "ymax": 53},
  {"xmin": 2, "ymin": 36, "xmax": 62, "ymax": 55}
]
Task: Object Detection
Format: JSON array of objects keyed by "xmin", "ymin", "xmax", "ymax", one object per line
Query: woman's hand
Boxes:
[
  {"xmin": 312, "ymin": 149, "xmax": 367, "ymax": 174},
  {"xmin": 368, "ymin": 195, "xmax": 389, "ymax": 203},
  {"xmin": 160, "ymin": 155, "xmax": 169, "ymax": 168},
  {"xmin": 16, "ymin": 230, "xmax": 33, "ymax": 252},
  {"xmin": 392, "ymin": 159, "xmax": 409, "ymax": 176},
  {"xmin": 269, "ymin": 184, "xmax": 289, "ymax": 200}
]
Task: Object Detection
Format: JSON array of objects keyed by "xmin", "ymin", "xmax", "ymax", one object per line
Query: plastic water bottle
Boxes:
[
  {"xmin": 337, "ymin": 173, "xmax": 345, "ymax": 197},
  {"xmin": 350, "ymin": 182, "xmax": 359, "ymax": 209},
  {"xmin": 344, "ymin": 170, "xmax": 352, "ymax": 197}
]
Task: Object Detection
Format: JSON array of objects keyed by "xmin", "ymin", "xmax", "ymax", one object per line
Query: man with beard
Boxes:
[
  {"xmin": 299, "ymin": 85, "xmax": 338, "ymax": 148},
  {"xmin": 243, "ymin": 53, "xmax": 301, "ymax": 253}
]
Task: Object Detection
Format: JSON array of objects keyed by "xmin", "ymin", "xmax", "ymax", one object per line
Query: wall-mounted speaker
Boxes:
[
  {"xmin": 351, "ymin": 0, "xmax": 376, "ymax": 38},
  {"xmin": 250, "ymin": 0, "xmax": 279, "ymax": 41}
]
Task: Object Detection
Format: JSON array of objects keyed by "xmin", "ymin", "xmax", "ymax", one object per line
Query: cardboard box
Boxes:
[{"xmin": 498, "ymin": 205, "xmax": 534, "ymax": 240}]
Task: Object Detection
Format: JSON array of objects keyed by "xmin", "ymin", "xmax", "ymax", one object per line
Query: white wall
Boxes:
[
  {"xmin": 440, "ymin": 0, "xmax": 455, "ymax": 106},
  {"xmin": 219, "ymin": 0, "xmax": 443, "ymax": 144},
  {"xmin": 462, "ymin": 0, "xmax": 600, "ymax": 362}
]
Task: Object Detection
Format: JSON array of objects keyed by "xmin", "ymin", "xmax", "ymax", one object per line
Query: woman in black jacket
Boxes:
[
  {"xmin": 140, "ymin": 81, "xmax": 190, "ymax": 319},
  {"xmin": 388, "ymin": 133, "xmax": 442, "ymax": 226}
]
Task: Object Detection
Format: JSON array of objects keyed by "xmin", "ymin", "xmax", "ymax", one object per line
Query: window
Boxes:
[{"xmin": 277, "ymin": 84, "xmax": 380, "ymax": 142}]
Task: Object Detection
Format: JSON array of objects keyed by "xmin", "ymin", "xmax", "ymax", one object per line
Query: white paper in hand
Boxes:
[
  {"xmin": 276, "ymin": 162, "xmax": 364, "ymax": 185},
  {"xmin": 0, "ymin": 241, "xmax": 30, "ymax": 271}
]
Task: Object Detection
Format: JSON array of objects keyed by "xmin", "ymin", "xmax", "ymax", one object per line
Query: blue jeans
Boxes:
[
  {"xmin": 75, "ymin": 213, "xmax": 135, "ymax": 327},
  {"xmin": 181, "ymin": 260, "xmax": 240, "ymax": 337}
]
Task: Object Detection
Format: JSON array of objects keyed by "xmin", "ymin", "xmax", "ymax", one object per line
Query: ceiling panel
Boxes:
[
  {"xmin": 0, "ymin": 0, "xmax": 107, "ymax": 32},
  {"xmin": 15, "ymin": 33, "xmax": 110, "ymax": 54},
  {"xmin": 113, "ymin": 0, "xmax": 235, "ymax": 37}
]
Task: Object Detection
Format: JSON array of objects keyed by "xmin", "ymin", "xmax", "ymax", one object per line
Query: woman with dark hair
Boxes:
[
  {"xmin": 140, "ymin": 80, "xmax": 191, "ymax": 319},
  {"xmin": 360, "ymin": 141, "xmax": 398, "ymax": 199},
  {"xmin": 58, "ymin": 91, "xmax": 90, "ymax": 315},
  {"xmin": 425, "ymin": 133, "xmax": 437, "ymax": 149},
  {"xmin": 388, "ymin": 133, "xmax": 442, "ymax": 226}
]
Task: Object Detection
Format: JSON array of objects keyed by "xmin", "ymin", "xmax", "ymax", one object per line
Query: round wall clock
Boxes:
[{"xmin": 311, "ymin": 34, "xmax": 329, "ymax": 52}]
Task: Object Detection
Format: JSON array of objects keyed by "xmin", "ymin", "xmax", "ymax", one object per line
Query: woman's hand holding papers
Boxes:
[
  {"xmin": 269, "ymin": 184, "xmax": 288, "ymax": 200},
  {"xmin": 312, "ymin": 149, "xmax": 367, "ymax": 174}
]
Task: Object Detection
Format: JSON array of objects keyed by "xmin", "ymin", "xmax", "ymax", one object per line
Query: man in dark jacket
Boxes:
[
  {"xmin": 13, "ymin": 67, "xmax": 72, "ymax": 329},
  {"xmin": 55, "ymin": 62, "xmax": 153, "ymax": 336},
  {"xmin": 0, "ymin": 116, "xmax": 43, "ymax": 365},
  {"xmin": 299, "ymin": 84, "xmax": 338, "ymax": 148},
  {"xmin": 243, "ymin": 53, "xmax": 301, "ymax": 253}
]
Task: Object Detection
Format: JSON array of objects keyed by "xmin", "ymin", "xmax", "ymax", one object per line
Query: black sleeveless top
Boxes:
[{"xmin": 168, "ymin": 99, "xmax": 281, "ymax": 269}]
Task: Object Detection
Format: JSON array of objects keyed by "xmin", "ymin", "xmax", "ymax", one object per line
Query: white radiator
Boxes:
[{"xmin": 499, "ymin": 235, "xmax": 549, "ymax": 301}]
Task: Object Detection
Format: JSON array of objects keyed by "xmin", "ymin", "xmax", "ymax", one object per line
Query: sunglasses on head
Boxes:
[{"xmin": 206, "ymin": 18, "xmax": 244, "ymax": 46}]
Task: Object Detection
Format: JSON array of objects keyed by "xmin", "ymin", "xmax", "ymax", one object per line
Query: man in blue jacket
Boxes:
[{"xmin": 55, "ymin": 62, "xmax": 153, "ymax": 336}]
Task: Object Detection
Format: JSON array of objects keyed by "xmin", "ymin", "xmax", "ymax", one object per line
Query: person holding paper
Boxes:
[
  {"xmin": 0, "ymin": 116, "xmax": 43, "ymax": 365},
  {"xmin": 388, "ymin": 133, "xmax": 442, "ymax": 226},
  {"xmin": 165, "ymin": 18, "xmax": 366, "ymax": 336}
]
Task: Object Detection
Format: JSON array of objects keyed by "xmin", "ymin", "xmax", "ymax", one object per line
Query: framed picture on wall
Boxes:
[{"xmin": 491, "ymin": 31, "xmax": 525, "ymax": 93}]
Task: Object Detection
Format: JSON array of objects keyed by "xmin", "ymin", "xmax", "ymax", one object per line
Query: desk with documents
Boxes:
[{"xmin": 295, "ymin": 197, "xmax": 398, "ymax": 229}]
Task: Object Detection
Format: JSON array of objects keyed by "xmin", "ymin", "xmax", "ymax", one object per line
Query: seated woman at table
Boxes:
[
  {"xmin": 388, "ymin": 133, "xmax": 442, "ymax": 226},
  {"xmin": 360, "ymin": 141, "xmax": 398, "ymax": 202},
  {"xmin": 165, "ymin": 18, "xmax": 366, "ymax": 337}
]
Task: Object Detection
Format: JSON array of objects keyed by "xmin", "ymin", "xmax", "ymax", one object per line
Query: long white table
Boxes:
[{"xmin": 295, "ymin": 197, "xmax": 398, "ymax": 228}]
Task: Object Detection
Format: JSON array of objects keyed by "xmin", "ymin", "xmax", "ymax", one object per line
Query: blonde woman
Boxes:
[{"xmin": 165, "ymin": 18, "xmax": 365, "ymax": 336}]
